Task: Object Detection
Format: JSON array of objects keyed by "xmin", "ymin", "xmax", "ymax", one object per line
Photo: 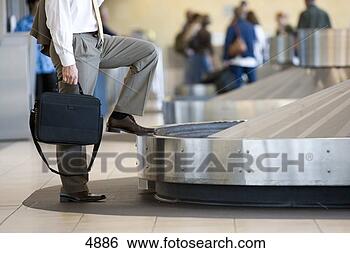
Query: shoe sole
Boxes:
[
  {"xmin": 106, "ymin": 125, "xmax": 154, "ymax": 136},
  {"xmin": 60, "ymin": 196, "xmax": 78, "ymax": 203},
  {"xmin": 106, "ymin": 125, "xmax": 129, "ymax": 134},
  {"xmin": 60, "ymin": 196, "xmax": 106, "ymax": 203}
]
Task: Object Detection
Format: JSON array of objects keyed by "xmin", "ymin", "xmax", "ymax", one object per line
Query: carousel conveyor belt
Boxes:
[
  {"xmin": 164, "ymin": 67, "xmax": 350, "ymax": 124},
  {"xmin": 211, "ymin": 79, "xmax": 350, "ymax": 138},
  {"xmin": 212, "ymin": 67, "xmax": 350, "ymax": 101}
]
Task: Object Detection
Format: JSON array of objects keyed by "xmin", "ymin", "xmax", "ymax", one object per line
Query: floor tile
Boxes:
[
  {"xmin": 235, "ymin": 219, "xmax": 320, "ymax": 233},
  {"xmin": 74, "ymin": 214, "xmax": 156, "ymax": 233},
  {"xmin": 0, "ymin": 142, "xmax": 12, "ymax": 151},
  {"xmin": 0, "ymin": 206, "xmax": 19, "ymax": 225},
  {"xmin": 0, "ymin": 142, "xmax": 30, "ymax": 174},
  {"xmin": 316, "ymin": 219, "xmax": 350, "ymax": 233},
  {"xmin": 0, "ymin": 183, "xmax": 51, "ymax": 206},
  {"xmin": 0, "ymin": 206, "xmax": 82, "ymax": 233},
  {"xmin": 153, "ymin": 217, "xmax": 235, "ymax": 233}
]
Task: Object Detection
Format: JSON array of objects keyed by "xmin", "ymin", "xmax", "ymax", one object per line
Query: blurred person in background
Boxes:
[
  {"xmin": 239, "ymin": 1, "xmax": 249, "ymax": 19},
  {"xmin": 182, "ymin": 13, "xmax": 202, "ymax": 56},
  {"xmin": 184, "ymin": 13, "xmax": 203, "ymax": 47},
  {"xmin": 297, "ymin": 0, "xmax": 332, "ymax": 29},
  {"xmin": 174, "ymin": 12, "xmax": 204, "ymax": 83},
  {"xmin": 276, "ymin": 12, "xmax": 295, "ymax": 35},
  {"xmin": 223, "ymin": 6, "xmax": 257, "ymax": 89},
  {"xmin": 185, "ymin": 15, "xmax": 214, "ymax": 84},
  {"xmin": 175, "ymin": 11, "xmax": 199, "ymax": 56},
  {"xmin": 246, "ymin": 11, "xmax": 267, "ymax": 65},
  {"xmin": 15, "ymin": 0, "xmax": 57, "ymax": 99},
  {"xmin": 183, "ymin": 10, "xmax": 195, "ymax": 31}
]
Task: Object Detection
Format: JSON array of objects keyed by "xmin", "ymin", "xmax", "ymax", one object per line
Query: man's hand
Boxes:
[{"xmin": 62, "ymin": 64, "xmax": 79, "ymax": 85}]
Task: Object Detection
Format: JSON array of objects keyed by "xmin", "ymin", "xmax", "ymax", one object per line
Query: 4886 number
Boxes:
[{"xmin": 85, "ymin": 237, "xmax": 119, "ymax": 249}]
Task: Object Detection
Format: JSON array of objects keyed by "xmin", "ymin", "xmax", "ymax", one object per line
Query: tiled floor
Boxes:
[
  {"xmin": 153, "ymin": 217, "xmax": 235, "ymax": 233},
  {"xmin": 74, "ymin": 215, "xmax": 156, "ymax": 233},
  {"xmin": 0, "ymin": 142, "xmax": 10, "ymax": 151},
  {"xmin": 0, "ymin": 112, "xmax": 349, "ymax": 233},
  {"xmin": 235, "ymin": 219, "xmax": 320, "ymax": 233}
]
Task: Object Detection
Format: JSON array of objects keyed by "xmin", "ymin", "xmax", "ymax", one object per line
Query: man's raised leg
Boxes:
[{"xmin": 100, "ymin": 35, "xmax": 159, "ymax": 135}]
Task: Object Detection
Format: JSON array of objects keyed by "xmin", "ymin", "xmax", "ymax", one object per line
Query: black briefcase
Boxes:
[{"xmin": 30, "ymin": 86, "xmax": 103, "ymax": 177}]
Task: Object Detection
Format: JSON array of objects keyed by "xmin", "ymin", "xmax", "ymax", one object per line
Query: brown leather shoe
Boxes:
[
  {"xmin": 106, "ymin": 114, "xmax": 155, "ymax": 136},
  {"xmin": 60, "ymin": 191, "xmax": 106, "ymax": 203}
]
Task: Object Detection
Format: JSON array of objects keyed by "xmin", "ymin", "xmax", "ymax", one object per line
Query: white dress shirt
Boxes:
[
  {"xmin": 253, "ymin": 24, "xmax": 267, "ymax": 65},
  {"xmin": 45, "ymin": 0, "xmax": 104, "ymax": 67},
  {"xmin": 227, "ymin": 56, "xmax": 258, "ymax": 68}
]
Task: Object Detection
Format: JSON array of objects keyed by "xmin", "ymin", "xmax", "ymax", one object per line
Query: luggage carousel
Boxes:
[
  {"xmin": 137, "ymin": 29, "xmax": 350, "ymax": 208},
  {"xmin": 138, "ymin": 80, "xmax": 350, "ymax": 207}
]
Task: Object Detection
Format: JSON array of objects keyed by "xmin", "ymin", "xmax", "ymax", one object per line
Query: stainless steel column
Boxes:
[
  {"xmin": 0, "ymin": 34, "xmax": 35, "ymax": 140},
  {"xmin": 299, "ymin": 29, "xmax": 350, "ymax": 67},
  {"xmin": 0, "ymin": 0, "xmax": 6, "ymax": 36}
]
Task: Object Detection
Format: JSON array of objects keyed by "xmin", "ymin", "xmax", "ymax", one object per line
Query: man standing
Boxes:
[
  {"xmin": 276, "ymin": 12, "xmax": 295, "ymax": 36},
  {"xmin": 16, "ymin": 0, "xmax": 56, "ymax": 100},
  {"xmin": 31, "ymin": 0, "xmax": 158, "ymax": 203},
  {"xmin": 297, "ymin": 0, "xmax": 332, "ymax": 29}
]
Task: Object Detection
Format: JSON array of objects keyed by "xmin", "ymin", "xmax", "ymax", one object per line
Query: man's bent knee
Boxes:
[{"xmin": 142, "ymin": 41, "xmax": 159, "ymax": 59}]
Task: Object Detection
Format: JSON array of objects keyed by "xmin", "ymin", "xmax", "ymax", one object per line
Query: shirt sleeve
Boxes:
[
  {"xmin": 98, "ymin": 0, "xmax": 104, "ymax": 7},
  {"xmin": 325, "ymin": 13, "xmax": 332, "ymax": 28},
  {"xmin": 15, "ymin": 17, "xmax": 30, "ymax": 32},
  {"xmin": 15, "ymin": 20, "xmax": 24, "ymax": 32},
  {"xmin": 45, "ymin": 0, "xmax": 75, "ymax": 67}
]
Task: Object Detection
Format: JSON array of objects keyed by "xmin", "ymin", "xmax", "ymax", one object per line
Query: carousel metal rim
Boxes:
[{"xmin": 137, "ymin": 123, "xmax": 350, "ymax": 186}]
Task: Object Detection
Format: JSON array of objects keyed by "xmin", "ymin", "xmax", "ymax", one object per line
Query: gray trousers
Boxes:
[{"xmin": 50, "ymin": 33, "xmax": 159, "ymax": 194}]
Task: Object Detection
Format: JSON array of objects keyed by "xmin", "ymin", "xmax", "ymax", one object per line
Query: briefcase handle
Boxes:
[
  {"xmin": 77, "ymin": 82, "xmax": 84, "ymax": 95},
  {"xmin": 29, "ymin": 110, "xmax": 103, "ymax": 177}
]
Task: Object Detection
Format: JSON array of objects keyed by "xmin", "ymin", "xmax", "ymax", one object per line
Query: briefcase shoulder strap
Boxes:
[{"xmin": 29, "ymin": 111, "xmax": 102, "ymax": 177}]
